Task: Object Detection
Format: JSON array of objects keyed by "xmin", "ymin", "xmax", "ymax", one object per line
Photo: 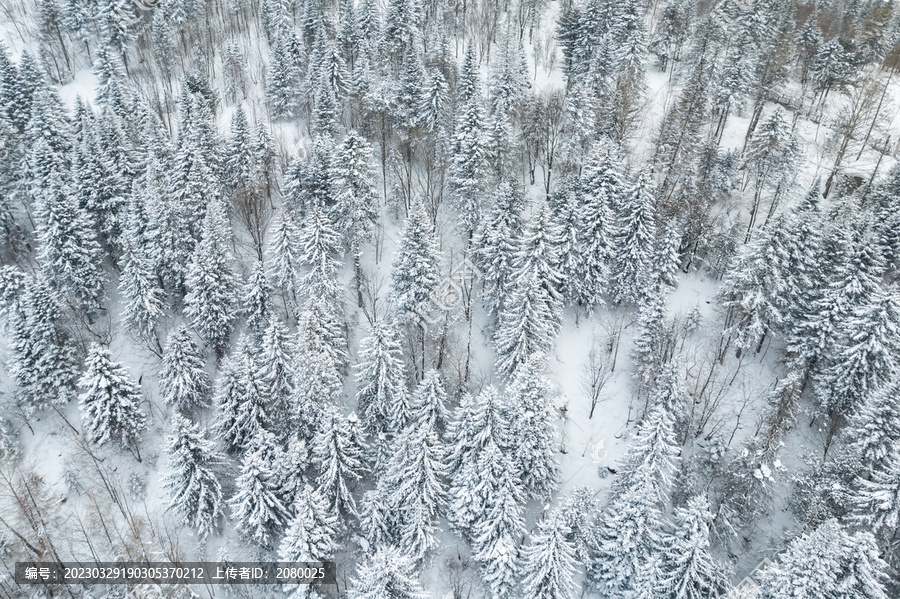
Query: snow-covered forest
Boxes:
[{"xmin": 0, "ymin": 0, "xmax": 900, "ymax": 594}]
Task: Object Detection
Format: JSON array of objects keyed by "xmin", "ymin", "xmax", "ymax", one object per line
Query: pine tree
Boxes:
[
  {"xmin": 2, "ymin": 274, "xmax": 79, "ymax": 413},
  {"xmin": 448, "ymin": 385, "xmax": 521, "ymax": 547},
  {"xmin": 349, "ymin": 546, "xmax": 428, "ymax": 599},
  {"xmin": 119, "ymin": 189, "xmax": 166, "ymax": 343},
  {"xmin": 223, "ymin": 106, "xmax": 255, "ymax": 194},
  {"xmin": 160, "ymin": 326, "xmax": 210, "ymax": 413},
  {"xmin": 162, "ymin": 413, "xmax": 224, "ymax": 538},
  {"xmin": 469, "ymin": 440, "xmax": 526, "ymax": 598},
  {"xmin": 550, "ymin": 179, "xmax": 585, "ymax": 307},
  {"xmin": 78, "ymin": 345, "xmax": 147, "ymax": 451},
  {"xmin": 34, "ymin": 170, "xmax": 107, "ymax": 311},
  {"xmin": 632, "ymin": 290, "xmax": 669, "ymax": 386},
  {"xmin": 241, "ymin": 261, "xmax": 273, "ymax": 343},
  {"xmin": 850, "ymin": 376, "xmax": 900, "ymax": 468},
  {"xmin": 507, "ymin": 363, "xmax": 560, "ymax": 499},
  {"xmin": 184, "ymin": 198, "xmax": 237, "ymax": 356},
  {"xmin": 312, "ymin": 406, "xmax": 367, "ymax": 519},
  {"xmin": 850, "ymin": 445, "xmax": 900, "ymax": 546},
  {"xmin": 267, "ymin": 210, "xmax": 303, "ymax": 307},
  {"xmin": 331, "ymin": 132, "xmax": 379, "ymax": 305},
  {"xmin": 279, "ymin": 482, "xmax": 341, "ymax": 566},
  {"xmin": 519, "ymin": 511, "xmax": 579, "ymax": 599},
  {"xmin": 409, "ymin": 369, "xmax": 450, "ymax": 434},
  {"xmin": 817, "ymin": 286, "xmax": 900, "ymax": 417},
  {"xmin": 390, "ymin": 198, "xmax": 440, "ymax": 319},
  {"xmin": 355, "ymin": 321, "xmax": 409, "ymax": 437},
  {"xmin": 254, "ymin": 318, "xmax": 296, "ymax": 437},
  {"xmin": 381, "ymin": 404, "xmax": 449, "ymax": 560},
  {"xmin": 658, "ymin": 495, "xmax": 730, "ymax": 599},
  {"xmin": 215, "ymin": 347, "xmax": 267, "ymax": 454},
  {"xmin": 558, "ymin": 487, "xmax": 600, "ymax": 566},
  {"xmin": 229, "ymin": 446, "xmax": 292, "ymax": 547},
  {"xmin": 449, "ymin": 45, "xmax": 488, "ymax": 238},
  {"xmin": 612, "ymin": 402, "xmax": 681, "ymax": 504},
  {"xmin": 612, "ymin": 171, "xmax": 657, "ymax": 304},
  {"xmin": 298, "ymin": 207, "xmax": 343, "ymax": 304},
  {"xmin": 494, "ymin": 204, "xmax": 564, "ymax": 378},
  {"xmin": 758, "ymin": 519, "xmax": 888, "ymax": 599},
  {"xmin": 476, "ymin": 181, "xmax": 526, "ymax": 316}
]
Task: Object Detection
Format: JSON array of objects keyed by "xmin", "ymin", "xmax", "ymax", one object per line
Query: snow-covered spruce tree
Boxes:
[
  {"xmin": 494, "ymin": 203, "xmax": 564, "ymax": 378},
  {"xmin": 184, "ymin": 197, "xmax": 237, "ymax": 357},
  {"xmin": 254, "ymin": 318, "xmax": 296, "ymax": 437},
  {"xmin": 241, "ymin": 261, "xmax": 274, "ymax": 344},
  {"xmin": 649, "ymin": 361, "xmax": 690, "ymax": 442},
  {"xmin": 816, "ymin": 285, "xmax": 900, "ymax": 419},
  {"xmin": 613, "ymin": 400, "xmax": 680, "ymax": 494},
  {"xmin": 849, "ymin": 445, "xmax": 900, "ymax": 549},
  {"xmin": 214, "ymin": 346, "xmax": 267, "ymax": 454},
  {"xmin": 449, "ymin": 44, "xmax": 488, "ymax": 239},
  {"xmin": 312, "ymin": 406, "xmax": 367, "ymax": 520},
  {"xmin": 409, "ymin": 368, "xmax": 450, "ymax": 435},
  {"xmin": 550, "ymin": 178, "xmax": 586, "ymax": 308},
  {"xmin": 331, "ymin": 131, "xmax": 378, "ymax": 307},
  {"xmin": 297, "ymin": 206, "xmax": 344, "ymax": 305},
  {"xmin": 229, "ymin": 445, "xmax": 292, "ymax": 548},
  {"xmin": 468, "ymin": 439, "xmax": 525, "ymax": 599},
  {"xmin": 758, "ymin": 519, "xmax": 888, "ymax": 599},
  {"xmin": 223, "ymin": 106, "xmax": 255, "ymax": 195},
  {"xmin": 348, "ymin": 546, "xmax": 428, "ymax": 599},
  {"xmin": 476, "ymin": 181, "xmax": 526, "ymax": 316},
  {"xmin": 267, "ymin": 209, "xmax": 303, "ymax": 309},
  {"xmin": 160, "ymin": 326, "xmax": 210, "ymax": 413},
  {"xmin": 162, "ymin": 413, "xmax": 224, "ymax": 538},
  {"xmin": 78, "ymin": 345, "xmax": 147, "ymax": 452},
  {"xmin": 507, "ymin": 362, "xmax": 560, "ymax": 499},
  {"xmin": 558, "ymin": 487, "xmax": 600, "ymax": 566},
  {"xmin": 279, "ymin": 482, "xmax": 340, "ymax": 565},
  {"xmin": 120, "ymin": 188, "xmax": 166, "ymax": 343},
  {"xmin": 612, "ymin": 170, "xmax": 657, "ymax": 305},
  {"xmin": 390, "ymin": 198, "xmax": 440, "ymax": 320},
  {"xmin": 632, "ymin": 287, "xmax": 670, "ymax": 387},
  {"xmin": 2, "ymin": 274, "xmax": 79, "ymax": 413},
  {"xmin": 575, "ymin": 142, "xmax": 621, "ymax": 308},
  {"xmin": 588, "ymin": 480, "xmax": 667, "ymax": 597},
  {"xmin": 657, "ymin": 495, "xmax": 730, "ymax": 599},
  {"xmin": 34, "ymin": 169, "xmax": 107, "ymax": 312},
  {"xmin": 294, "ymin": 298, "xmax": 347, "ymax": 435},
  {"xmin": 850, "ymin": 375, "xmax": 900, "ymax": 469},
  {"xmin": 518, "ymin": 510, "xmax": 579, "ymax": 599},
  {"xmin": 355, "ymin": 321, "xmax": 409, "ymax": 438},
  {"xmin": 380, "ymin": 396, "xmax": 449, "ymax": 561}
]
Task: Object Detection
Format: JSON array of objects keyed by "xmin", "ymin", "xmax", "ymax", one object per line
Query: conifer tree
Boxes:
[
  {"xmin": 381, "ymin": 403, "xmax": 449, "ymax": 560},
  {"xmin": 507, "ymin": 363, "xmax": 559, "ymax": 499},
  {"xmin": 850, "ymin": 446, "xmax": 900, "ymax": 547},
  {"xmin": 494, "ymin": 204, "xmax": 564, "ymax": 378},
  {"xmin": 519, "ymin": 511, "xmax": 579, "ymax": 599},
  {"xmin": 279, "ymin": 482, "xmax": 341, "ymax": 564},
  {"xmin": 160, "ymin": 326, "xmax": 210, "ymax": 413},
  {"xmin": 658, "ymin": 496, "xmax": 730, "ymax": 599},
  {"xmin": 163, "ymin": 413, "xmax": 224, "ymax": 538},
  {"xmin": 758, "ymin": 519, "xmax": 888, "ymax": 599},
  {"xmin": 449, "ymin": 45, "xmax": 487, "ymax": 238},
  {"xmin": 476, "ymin": 181, "xmax": 526, "ymax": 316},
  {"xmin": 312, "ymin": 406, "xmax": 367, "ymax": 520},
  {"xmin": 229, "ymin": 447, "xmax": 292, "ymax": 547},
  {"xmin": 612, "ymin": 171, "xmax": 657, "ymax": 304},
  {"xmin": 34, "ymin": 170, "xmax": 107, "ymax": 311},
  {"xmin": 850, "ymin": 376, "xmax": 900, "ymax": 468},
  {"xmin": 267, "ymin": 210, "xmax": 303, "ymax": 307},
  {"xmin": 390, "ymin": 198, "xmax": 440, "ymax": 319},
  {"xmin": 255, "ymin": 318, "xmax": 296, "ymax": 437},
  {"xmin": 78, "ymin": 345, "xmax": 147, "ymax": 452},
  {"xmin": 355, "ymin": 321, "xmax": 409, "ymax": 437},
  {"xmin": 184, "ymin": 198, "xmax": 237, "ymax": 356},
  {"xmin": 2, "ymin": 274, "xmax": 78, "ymax": 413},
  {"xmin": 241, "ymin": 261, "xmax": 274, "ymax": 343},
  {"xmin": 331, "ymin": 132, "xmax": 379, "ymax": 306},
  {"xmin": 215, "ymin": 347, "xmax": 267, "ymax": 454},
  {"xmin": 349, "ymin": 546, "xmax": 428, "ymax": 599},
  {"xmin": 409, "ymin": 369, "xmax": 450, "ymax": 434}
]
